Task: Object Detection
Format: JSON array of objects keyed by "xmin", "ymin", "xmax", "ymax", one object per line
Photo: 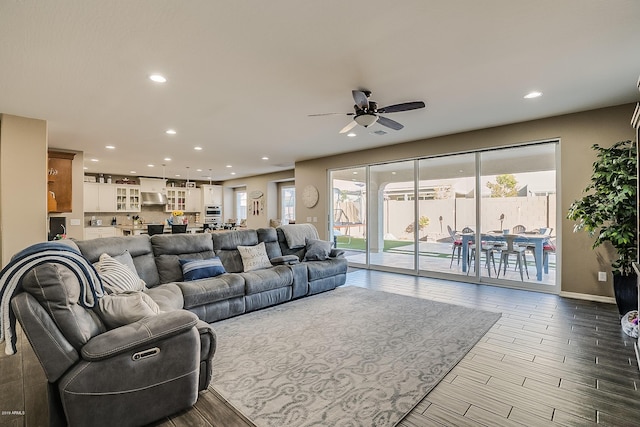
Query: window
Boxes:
[
  {"xmin": 281, "ymin": 185, "xmax": 295, "ymax": 222},
  {"xmin": 235, "ymin": 190, "xmax": 247, "ymax": 221}
]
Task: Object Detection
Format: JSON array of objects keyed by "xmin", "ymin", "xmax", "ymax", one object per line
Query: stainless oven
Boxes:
[{"xmin": 204, "ymin": 205, "xmax": 222, "ymax": 226}]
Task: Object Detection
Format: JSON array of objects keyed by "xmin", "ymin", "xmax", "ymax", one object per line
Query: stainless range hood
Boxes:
[{"xmin": 141, "ymin": 192, "xmax": 168, "ymax": 206}]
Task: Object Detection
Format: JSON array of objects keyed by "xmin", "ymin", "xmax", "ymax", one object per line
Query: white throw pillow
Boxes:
[
  {"xmin": 96, "ymin": 291, "xmax": 160, "ymax": 329},
  {"xmin": 237, "ymin": 242, "xmax": 272, "ymax": 272},
  {"xmin": 94, "ymin": 252, "xmax": 146, "ymax": 294}
]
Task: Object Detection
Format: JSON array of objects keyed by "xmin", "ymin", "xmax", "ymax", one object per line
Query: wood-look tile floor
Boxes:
[{"xmin": 2, "ymin": 269, "xmax": 639, "ymax": 426}]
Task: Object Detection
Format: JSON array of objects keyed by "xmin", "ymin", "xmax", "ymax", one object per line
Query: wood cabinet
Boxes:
[
  {"xmin": 115, "ymin": 185, "xmax": 141, "ymax": 212},
  {"xmin": 48, "ymin": 151, "xmax": 75, "ymax": 213},
  {"xmin": 83, "ymin": 183, "xmax": 116, "ymax": 212}
]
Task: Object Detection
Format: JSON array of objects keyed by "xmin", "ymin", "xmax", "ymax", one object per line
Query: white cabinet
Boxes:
[
  {"xmin": 166, "ymin": 188, "xmax": 187, "ymax": 212},
  {"xmin": 202, "ymin": 185, "xmax": 222, "ymax": 206},
  {"xmin": 115, "ymin": 185, "xmax": 141, "ymax": 212},
  {"xmin": 84, "ymin": 226, "xmax": 117, "ymax": 240},
  {"xmin": 186, "ymin": 187, "xmax": 202, "ymax": 212},
  {"xmin": 83, "ymin": 183, "xmax": 116, "ymax": 212}
]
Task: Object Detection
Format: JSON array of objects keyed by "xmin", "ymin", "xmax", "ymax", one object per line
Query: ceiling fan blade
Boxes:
[
  {"xmin": 376, "ymin": 116, "xmax": 404, "ymax": 131},
  {"xmin": 378, "ymin": 101, "xmax": 426, "ymax": 114},
  {"xmin": 308, "ymin": 112, "xmax": 346, "ymax": 117},
  {"xmin": 352, "ymin": 90, "xmax": 369, "ymax": 110},
  {"xmin": 339, "ymin": 120, "xmax": 358, "ymax": 134}
]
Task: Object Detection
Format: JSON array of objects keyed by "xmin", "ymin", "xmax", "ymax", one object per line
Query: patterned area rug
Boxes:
[{"xmin": 210, "ymin": 286, "xmax": 501, "ymax": 427}]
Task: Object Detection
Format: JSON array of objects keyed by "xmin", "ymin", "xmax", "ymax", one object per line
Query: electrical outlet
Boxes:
[
  {"xmin": 598, "ymin": 271, "xmax": 607, "ymax": 282},
  {"xmin": 313, "ymin": 217, "xmax": 317, "ymax": 222}
]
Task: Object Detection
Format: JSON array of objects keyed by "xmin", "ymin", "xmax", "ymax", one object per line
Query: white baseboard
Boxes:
[{"xmin": 559, "ymin": 291, "xmax": 616, "ymax": 304}]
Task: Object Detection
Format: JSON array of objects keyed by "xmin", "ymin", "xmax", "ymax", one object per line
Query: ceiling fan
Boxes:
[{"xmin": 310, "ymin": 89, "xmax": 426, "ymax": 133}]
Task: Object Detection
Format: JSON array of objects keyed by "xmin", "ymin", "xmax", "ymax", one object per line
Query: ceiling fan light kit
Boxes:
[
  {"xmin": 311, "ymin": 89, "xmax": 426, "ymax": 134},
  {"xmin": 354, "ymin": 114, "xmax": 378, "ymax": 127}
]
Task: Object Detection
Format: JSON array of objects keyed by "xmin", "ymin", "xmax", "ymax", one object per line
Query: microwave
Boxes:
[{"xmin": 205, "ymin": 205, "xmax": 221, "ymax": 217}]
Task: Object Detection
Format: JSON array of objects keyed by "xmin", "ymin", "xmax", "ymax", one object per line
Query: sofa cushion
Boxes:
[
  {"xmin": 151, "ymin": 234, "xmax": 215, "ymax": 283},
  {"xmin": 94, "ymin": 253, "xmax": 146, "ymax": 294},
  {"xmin": 237, "ymin": 242, "xmax": 272, "ymax": 272},
  {"xmin": 256, "ymin": 227, "xmax": 283, "ymax": 259},
  {"xmin": 95, "ymin": 291, "xmax": 160, "ymax": 329},
  {"xmin": 179, "ymin": 257, "xmax": 226, "ymax": 281},
  {"xmin": 306, "ymin": 257, "xmax": 348, "ymax": 281},
  {"xmin": 144, "ymin": 283, "xmax": 184, "ymax": 311},
  {"xmin": 212, "ymin": 229, "xmax": 259, "ymax": 273},
  {"xmin": 303, "ymin": 238, "xmax": 332, "ymax": 261},
  {"xmin": 21, "ymin": 263, "xmax": 105, "ymax": 349},
  {"xmin": 76, "ymin": 235, "xmax": 160, "ymax": 287},
  {"xmin": 176, "ymin": 274, "xmax": 245, "ymax": 309},
  {"xmin": 239, "ymin": 265, "xmax": 293, "ymax": 295}
]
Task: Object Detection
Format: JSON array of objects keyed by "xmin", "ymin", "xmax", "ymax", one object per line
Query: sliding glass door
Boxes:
[
  {"xmin": 417, "ymin": 153, "xmax": 476, "ymax": 277},
  {"xmin": 329, "ymin": 141, "xmax": 558, "ymax": 291},
  {"xmin": 369, "ymin": 161, "xmax": 416, "ymax": 271},
  {"xmin": 331, "ymin": 167, "xmax": 367, "ymax": 266}
]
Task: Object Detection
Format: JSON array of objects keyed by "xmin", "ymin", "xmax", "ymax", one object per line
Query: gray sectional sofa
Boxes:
[
  {"xmin": 9, "ymin": 224, "xmax": 346, "ymax": 426},
  {"xmin": 76, "ymin": 226, "xmax": 348, "ymax": 322}
]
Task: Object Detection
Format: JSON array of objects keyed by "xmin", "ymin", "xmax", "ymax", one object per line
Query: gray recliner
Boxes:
[{"xmin": 11, "ymin": 260, "xmax": 216, "ymax": 427}]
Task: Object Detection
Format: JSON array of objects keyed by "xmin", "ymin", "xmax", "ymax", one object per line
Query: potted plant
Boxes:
[{"xmin": 567, "ymin": 140, "xmax": 637, "ymax": 315}]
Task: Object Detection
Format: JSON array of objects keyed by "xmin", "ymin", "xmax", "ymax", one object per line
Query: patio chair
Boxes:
[
  {"xmin": 467, "ymin": 242, "xmax": 497, "ymax": 277},
  {"xmin": 497, "ymin": 235, "xmax": 529, "ymax": 281},
  {"xmin": 447, "ymin": 225, "xmax": 464, "ymax": 267},
  {"xmin": 512, "ymin": 224, "xmax": 526, "ymax": 234}
]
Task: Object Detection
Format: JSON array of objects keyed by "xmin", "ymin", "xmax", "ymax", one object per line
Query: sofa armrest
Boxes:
[
  {"xmin": 270, "ymin": 255, "xmax": 300, "ymax": 265},
  {"xmin": 330, "ymin": 248, "xmax": 345, "ymax": 258},
  {"xmin": 81, "ymin": 310, "xmax": 199, "ymax": 361}
]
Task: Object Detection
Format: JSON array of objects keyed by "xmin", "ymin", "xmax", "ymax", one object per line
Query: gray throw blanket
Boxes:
[
  {"xmin": 279, "ymin": 224, "xmax": 319, "ymax": 249},
  {"xmin": 0, "ymin": 242, "xmax": 104, "ymax": 355}
]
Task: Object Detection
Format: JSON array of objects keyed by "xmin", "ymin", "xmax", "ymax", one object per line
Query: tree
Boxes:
[
  {"xmin": 486, "ymin": 174, "xmax": 518, "ymax": 197},
  {"xmin": 405, "ymin": 216, "xmax": 430, "ymax": 240}
]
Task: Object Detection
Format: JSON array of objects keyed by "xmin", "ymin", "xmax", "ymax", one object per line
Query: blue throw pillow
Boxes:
[{"xmin": 179, "ymin": 257, "xmax": 226, "ymax": 281}]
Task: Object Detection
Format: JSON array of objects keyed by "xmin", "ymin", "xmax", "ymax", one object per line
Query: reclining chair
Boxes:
[{"xmin": 10, "ymin": 259, "xmax": 216, "ymax": 427}]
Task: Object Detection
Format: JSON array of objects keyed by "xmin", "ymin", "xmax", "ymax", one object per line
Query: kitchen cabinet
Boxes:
[
  {"xmin": 202, "ymin": 185, "xmax": 222, "ymax": 206},
  {"xmin": 84, "ymin": 226, "xmax": 117, "ymax": 240},
  {"xmin": 83, "ymin": 183, "xmax": 116, "ymax": 212},
  {"xmin": 166, "ymin": 188, "xmax": 187, "ymax": 212},
  {"xmin": 115, "ymin": 185, "xmax": 141, "ymax": 212},
  {"xmin": 48, "ymin": 151, "xmax": 75, "ymax": 213}
]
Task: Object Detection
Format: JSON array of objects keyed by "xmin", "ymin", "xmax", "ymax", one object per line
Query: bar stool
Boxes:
[
  {"xmin": 171, "ymin": 224, "xmax": 187, "ymax": 234},
  {"xmin": 147, "ymin": 224, "xmax": 165, "ymax": 236}
]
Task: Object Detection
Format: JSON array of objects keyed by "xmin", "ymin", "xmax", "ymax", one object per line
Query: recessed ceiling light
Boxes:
[
  {"xmin": 226, "ymin": 164, "xmax": 232, "ymax": 168},
  {"xmin": 90, "ymin": 158, "xmax": 98, "ymax": 162},
  {"xmin": 261, "ymin": 156, "xmax": 269, "ymax": 160},
  {"xmin": 391, "ymin": 171, "xmax": 396, "ymax": 175},
  {"xmin": 194, "ymin": 146, "xmax": 203, "ymax": 151},
  {"xmin": 164, "ymin": 157, "xmax": 172, "ymax": 161},
  {"xmin": 83, "ymin": 166, "xmax": 88, "ymax": 170},
  {"xmin": 165, "ymin": 129, "xmax": 176, "ymax": 135},
  {"xmin": 175, "ymin": 174, "xmax": 181, "ymax": 177},
  {"xmin": 230, "ymin": 172, "xmax": 236, "ymax": 175},
  {"xmin": 147, "ymin": 164, "xmax": 154, "ymax": 167},
  {"xmin": 105, "ymin": 145, "xmax": 115, "ymax": 149},
  {"xmin": 196, "ymin": 168, "xmax": 202, "ymax": 172},
  {"xmin": 347, "ymin": 133, "xmax": 356, "ymax": 137},
  {"xmin": 130, "ymin": 171, "xmax": 137, "ymax": 174},
  {"xmin": 524, "ymin": 91, "xmax": 542, "ymax": 99},
  {"xmin": 149, "ymin": 74, "xmax": 167, "ymax": 83},
  {"xmin": 353, "ymin": 171, "xmax": 358, "ymax": 175}
]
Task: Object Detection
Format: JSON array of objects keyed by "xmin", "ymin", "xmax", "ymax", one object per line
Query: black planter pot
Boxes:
[{"xmin": 613, "ymin": 273, "xmax": 638, "ymax": 315}]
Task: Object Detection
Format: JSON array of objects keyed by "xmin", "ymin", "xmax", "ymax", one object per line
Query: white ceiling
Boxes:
[{"xmin": 1, "ymin": 0, "xmax": 639, "ymax": 182}]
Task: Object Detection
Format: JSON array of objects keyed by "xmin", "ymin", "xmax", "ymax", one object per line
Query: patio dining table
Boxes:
[{"xmin": 461, "ymin": 232, "xmax": 551, "ymax": 281}]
